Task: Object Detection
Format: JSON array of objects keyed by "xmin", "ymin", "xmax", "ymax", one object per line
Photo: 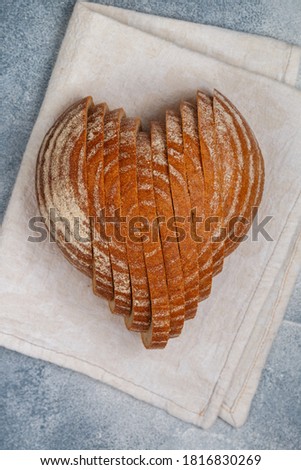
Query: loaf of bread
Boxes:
[{"xmin": 36, "ymin": 89, "xmax": 264, "ymax": 349}]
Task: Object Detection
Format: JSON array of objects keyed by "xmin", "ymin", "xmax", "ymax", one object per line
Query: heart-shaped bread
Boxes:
[{"xmin": 36, "ymin": 89, "xmax": 264, "ymax": 349}]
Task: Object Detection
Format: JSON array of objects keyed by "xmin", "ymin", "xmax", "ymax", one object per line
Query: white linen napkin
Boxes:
[{"xmin": 1, "ymin": 1, "xmax": 300, "ymax": 429}]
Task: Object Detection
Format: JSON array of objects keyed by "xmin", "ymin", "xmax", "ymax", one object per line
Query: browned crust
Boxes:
[
  {"xmin": 103, "ymin": 109, "xmax": 132, "ymax": 316},
  {"xmin": 197, "ymin": 91, "xmax": 225, "ymax": 277},
  {"xmin": 136, "ymin": 132, "xmax": 170, "ymax": 349},
  {"xmin": 166, "ymin": 110, "xmax": 199, "ymax": 320},
  {"xmin": 86, "ymin": 103, "xmax": 114, "ymax": 300},
  {"xmin": 36, "ymin": 97, "xmax": 93, "ymax": 277},
  {"xmin": 151, "ymin": 121, "xmax": 186, "ymax": 337},
  {"xmin": 213, "ymin": 91, "xmax": 264, "ymax": 257},
  {"xmin": 181, "ymin": 101, "xmax": 213, "ymax": 301},
  {"xmin": 119, "ymin": 117, "xmax": 151, "ymax": 332},
  {"xmin": 36, "ymin": 90, "xmax": 265, "ymax": 349}
]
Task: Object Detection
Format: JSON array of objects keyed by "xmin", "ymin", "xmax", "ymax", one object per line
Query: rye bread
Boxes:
[
  {"xmin": 166, "ymin": 110, "xmax": 199, "ymax": 320},
  {"xmin": 119, "ymin": 117, "xmax": 151, "ymax": 332},
  {"xmin": 151, "ymin": 121, "xmax": 186, "ymax": 337},
  {"xmin": 181, "ymin": 101, "xmax": 213, "ymax": 301},
  {"xmin": 36, "ymin": 97, "xmax": 94, "ymax": 277},
  {"xmin": 136, "ymin": 132, "xmax": 171, "ymax": 348},
  {"xmin": 197, "ymin": 91, "xmax": 225, "ymax": 276},
  {"xmin": 103, "ymin": 109, "xmax": 132, "ymax": 316},
  {"xmin": 86, "ymin": 103, "xmax": 114, "ymax": 300},
  {"xmin": 213, "ymin": 90, "xmax": 264, "ymax": 257}
]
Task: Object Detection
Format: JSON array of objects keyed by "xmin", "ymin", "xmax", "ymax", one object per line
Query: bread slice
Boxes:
[
  {"xmin": 151, "ymin": 121, "xmax": 186, "ymax": 337},
  {"xmin": 213, "ymin": 90, "xmax": 265, "ymax": 257},
  {"xmin": 36, "ymin": 97, "xmax": 94, "ymax": 277},
  {"xmin": 86, "ymin": 103, "xmax": 114, "ymax": 300},
  {"xmin": 119, "ymin": 117, "xmax": 151, "ymax": 332},
  {"xmin": 136, "ymin": 132, "xmax": 170, "ymax": 348},
  {"xmin": 197, "ymin": 91, "xmax": 224, "ymax": 277},
  {"xmin": 103, "ymin": 109, "xmax": 132, "ymax": 315},
  {"xmin": 166, "ymin": 110, "xmax": 199, "ymax": 320},
  {"xmin": 181, "ymin": 101, "xmax": 213, "ymax": 301}
]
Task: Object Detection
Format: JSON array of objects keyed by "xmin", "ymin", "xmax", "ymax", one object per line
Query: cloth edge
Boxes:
[
  {"xmin": 1, "ymin": 1, "xmax": 301, "ymax": 431},
  {"xmin": 80, "ymin": 1, "xmax": 301, "ymax": 88}
]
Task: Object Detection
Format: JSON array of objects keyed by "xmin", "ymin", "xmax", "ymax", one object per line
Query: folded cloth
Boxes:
[
  {"xmin": 86, "ymin": 3, "xmax": 300, "ymax": 87},
  {"xmin": 0, "ymin": 1, "xmax": 300, "ymax": 429}
]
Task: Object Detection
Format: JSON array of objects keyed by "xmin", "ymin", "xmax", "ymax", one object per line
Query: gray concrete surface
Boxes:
[{"xmin": 1, "ymin": 0, "xmax": 301, "ymax": 449}]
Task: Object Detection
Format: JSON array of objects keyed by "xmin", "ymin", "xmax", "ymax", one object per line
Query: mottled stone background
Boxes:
[{"xmin": 1, "ymin": 0, "xmax": 301, "ymax": 449}]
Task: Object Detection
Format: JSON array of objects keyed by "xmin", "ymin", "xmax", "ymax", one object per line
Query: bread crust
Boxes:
[
  {"xmin": 166, "ymin": 110, "xmax": 199, "ymax": 320},
  {"xmin": 36, "ymin": 90, "xmax": 265, "ymax": 349},
  {"xmin": 151, "ymin": 121, "xmax": 186, "ymax": 337},
  {"xmin": 181, "ymin": 101, "xmax": 213, "ymax": 301},
  {"xmin": 86, "ymin": 103, "xmax": 114, "ymax": 300},
  {"xmin": 119, "ymin": 118, "xmax": 151, "ymax": 332},
  {"xmin": 103, "ymin": 109, "xmax": 132, "ymax": 315},
  {"xmin": 36, "ymin": 97, "xmax": 93, "ymax": 277},
  {"xmin": 197, "ymin": 91, "xmax": 224, "ymax": 277},
  {"xmin": 136, "ymin": 132, "xmax": 171, "ymax": 348},
  {"xmin": 213, "ymin": 91, "xmax": 264, "ymax": 257}
]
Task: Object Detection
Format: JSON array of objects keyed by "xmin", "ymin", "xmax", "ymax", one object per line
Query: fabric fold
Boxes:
[
  {"xmin": 83, "ymin": 2, "xmax": 301, "ymax": 87},
  {"xmin": 1, "ymin": 1, "xmax": 300, "ymax": 429}
]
